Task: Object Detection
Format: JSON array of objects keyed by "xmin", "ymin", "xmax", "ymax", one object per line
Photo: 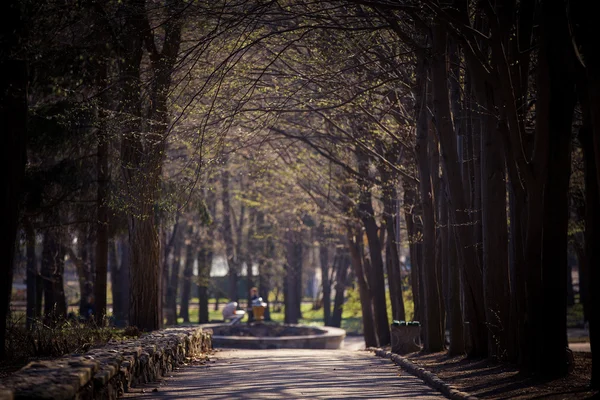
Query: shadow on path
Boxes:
[{"xmin": 125, "ymin": 348, "xmax": 444, "ymax": 399}]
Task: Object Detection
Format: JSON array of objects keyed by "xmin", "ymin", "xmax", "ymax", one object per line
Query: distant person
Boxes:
[
  {"xmin": 248, "ymin": 287, "xmax": 266, "ymax": 322},
  {"xmin": 222, "ymin": 301, "xmax": 245, "ymax": 324}
]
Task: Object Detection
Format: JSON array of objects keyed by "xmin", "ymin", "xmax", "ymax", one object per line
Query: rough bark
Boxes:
[{"xmin": 120, "ymin": 0, "xmax": 182, "ymax": 331}]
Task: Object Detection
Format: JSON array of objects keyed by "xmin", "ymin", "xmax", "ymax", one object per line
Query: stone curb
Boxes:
[
  {"xmin": 368, "ymin": 347, "xmax": 478, "ymax": 400},
  {"xmin": 0, "ymin": 326, "xmax": 212, "ymax": 400}
]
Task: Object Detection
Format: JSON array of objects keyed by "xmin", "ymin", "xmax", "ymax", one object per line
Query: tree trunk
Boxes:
[
  {"xmin": 480, "ymin": 110, "xmax": 510, "ymax": 359},
  {"xmin": 95, "ymin": 127, "xmax": 109, "ymax": 325},
  {"xmin": 120, "ymin": 0, "xmax": 182, "ymax": 331},
  {"xmin": 536, "ymin": 3, "xmax": 577, "ymax": 376},
  {"xmin": 331, "ymin": 252, "xmax": 350, "ymax": 328},
  {"xmin": 221, "ymin": 163, "xmax": 239, "ymax": 303},
  {"xmin": 284, "ymin": 230, "xmax": 302, "ymax": 324},
  {"xmin": 0, "ymin": 0, "xmax": 28, "ymax": 358},
  {"xmin": 356, "ymin": 150, "xmax": 390, "ymax": 346},
  {"xmin": 166, "ymin": 224, "xmax": 183, "ymax": 325},
  {"xmin": 447, "ymin": 219, "xmax": 465, "ymax": 355},
  {"xmin": 347, "ymin": 226, "xmax": 377, "ymax": 348},
  {"xmin": 380, "ymin": 168, "xmax": 405, "ymax": 322},
  {"xmin": 415, "ymin": 59, "xmax": 444, "ymax": 352},
  {"xmin": 570, "ymin": 2, "xmax": 600, "ymax": 387},
  {"xmin": 180, "ymin": 224, "xmax": 195, "ymax": 323},
  {"xmin": 404, "ymin": 183, "xmax": 422, "ymax": 323},
  {"xmin": 25, "ymin": 221, "xmax": 38, "ymax": 329},
  {"xmin": 431, "ymin": 23, "xmax": 487, "ymax": 357},
  {"xmin": 318, "ymin": 224, "xmax": 332, "ymax": 325},
  {"xmin": 197, "ymin": 241, "xmax": 211, "ymax": 323}
]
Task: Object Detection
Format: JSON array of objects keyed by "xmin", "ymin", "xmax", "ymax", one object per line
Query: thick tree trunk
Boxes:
[
  {"xmin": 120, "ymin": 0, "xmax": 182, "ymax": 331},
  {"xmin": 347, "ymin": 226, "xmax": 377, "ymax": 348},
  {"xmin": 0, "ymin": 0, "xmax": 28, "ymax": 358},
  {"xmin": 480, "ymin": 110, "xmax": 510, "ymax": 359},
  {"xmin": 581, "ymin": 119, "xmax": 600, "ymax": 389},
  {"xmin": 536, "ymin": 3, "xmax": 577, "ymax": 376},
  {"xmin": 570, "ymin": 2, "xmax": 600, "ymax": 388},
  {"xmin": 431, "ymin": 23, "xmax": 487, "ymax": 357}
]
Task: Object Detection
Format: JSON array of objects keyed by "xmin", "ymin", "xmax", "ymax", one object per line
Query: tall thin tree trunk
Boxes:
[
  {"xmin": 357, "ymin": 150, "xmax": 390, "ymax": 346},
  {"xmin": 319, "ymin": 224, "xmax": 332, "ymax": 325},
  {"xmin": 404, "ymin": 183, "xmax": 422, "ymax": 323},
  {"xmin": 347, "ymin": 226, "xmax": 377, "ymax": 347},
  {"xmin": 284, "ymin": 229, "xmax": 302, "ymax": 324},
  {"xmin": 180, "ymin": 224, "xmax": 195, "ymax": 323},
  {"xmin": 416, "ymin": 59, "xmax": 444, "ymax": 352},
  {"xmin": 25, "ymin": 221, "xmax": 38, "ymax": 329},
  {"xmin": 331, "ymin": 251, "xmax": 349, "ymax": 328},
  {"xmin": 221, "ymin": 162, "xmax": 239, "ymax": 303},
  {"xmin": 0, "ymin": 0, "xmax": 28, "ymax": 357},
  {"xmin": 166, "ymin": 225, "xmax": 182, "ymax": 325}
]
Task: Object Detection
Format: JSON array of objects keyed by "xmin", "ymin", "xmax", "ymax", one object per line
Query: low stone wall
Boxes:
[{"xmin": 0, "ymin": 326, "xmax": 212, "ymax": 400}]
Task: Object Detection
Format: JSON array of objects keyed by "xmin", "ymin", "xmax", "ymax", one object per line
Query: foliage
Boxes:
[{"xmin": 3, "ymin": 315, "xmax": 138, "ymax": 362}]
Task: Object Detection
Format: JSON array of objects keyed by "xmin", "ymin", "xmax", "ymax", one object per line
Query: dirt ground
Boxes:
[{"xmin": 402, "ymin": 350, "xmax": 598, "ymax": 399}]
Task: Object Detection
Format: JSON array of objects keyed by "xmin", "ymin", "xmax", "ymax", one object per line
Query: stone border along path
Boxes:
[
  {"xmin": 370, "ymin": 348, "xmax": 478, "ymax": 400},
  {"xmin": 0, "ymin": 327, "xmax": 212, "ymax": 400}
]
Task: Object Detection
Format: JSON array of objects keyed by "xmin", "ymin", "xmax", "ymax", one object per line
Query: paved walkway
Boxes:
[{"xmin": 125, "ymin": 347, "xmax": 444, "ymax": 399}]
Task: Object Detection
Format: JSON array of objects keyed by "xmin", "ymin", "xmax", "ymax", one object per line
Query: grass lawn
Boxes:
[{"xmin": 175, "ymin": 301, "xmax": 365, "ymax": 334}]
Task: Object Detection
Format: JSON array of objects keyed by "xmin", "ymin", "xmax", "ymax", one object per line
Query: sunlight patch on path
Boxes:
[{"xmin": 125, "ymin": 348, "xmax": 444, "ymax": 399}]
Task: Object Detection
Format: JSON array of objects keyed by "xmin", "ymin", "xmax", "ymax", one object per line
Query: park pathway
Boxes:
[{"xmin": 124, "ymin": 347, "xmax": 445, "ymax": 399}]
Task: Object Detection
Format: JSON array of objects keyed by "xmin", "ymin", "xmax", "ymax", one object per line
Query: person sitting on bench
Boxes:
[{"xmin": 222, "ymin": 301, "xmax": 245, "ymax": 324}]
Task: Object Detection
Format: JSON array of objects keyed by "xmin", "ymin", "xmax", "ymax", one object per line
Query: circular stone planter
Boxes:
[{"xmin": 204, "ymin": 323, "xmax": 346, "ymax": 350}]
